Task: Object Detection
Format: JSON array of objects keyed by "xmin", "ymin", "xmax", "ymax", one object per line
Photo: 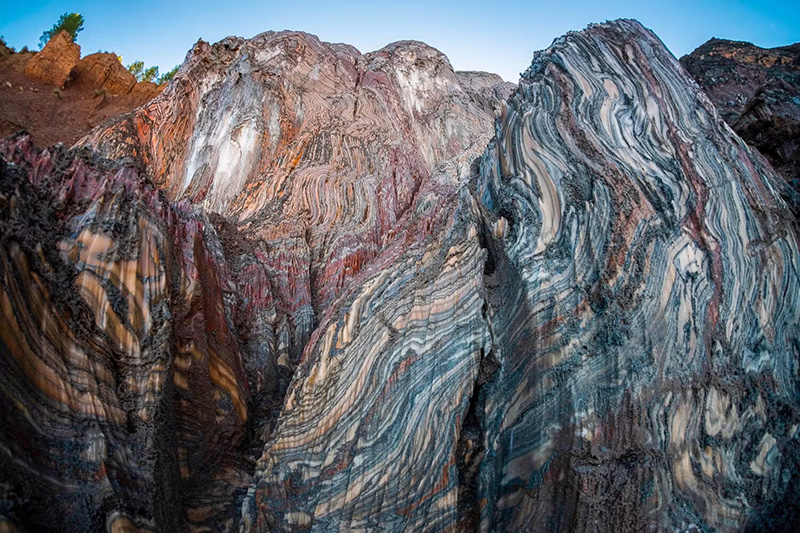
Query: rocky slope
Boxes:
[
  {"xmin": 1, "ymin": 19, "xmax": 799, "ymax": 532},
  {"xmin": 0, "ymin": 31, "xmax": 162, "ymax": 147},
  {"xmin": 682, "ymin": 38, "xmax": 800, "ymax": 191}
]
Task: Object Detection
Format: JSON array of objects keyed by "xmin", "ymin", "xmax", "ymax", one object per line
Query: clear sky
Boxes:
[{"xmin": 1, "ymin": 1, "xmax": 798, "ymax": 82}]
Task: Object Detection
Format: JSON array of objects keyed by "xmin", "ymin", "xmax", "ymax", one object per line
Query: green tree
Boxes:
[
  {"xmin": 158, "ymin": 65, "xmax": 179, "ymax": 84},
  {"xmin": 142, "ymin": 65, "xmax": 159, "ymax": 83},
  {"xmin": 127, "ymin": 61, "xmax": 159, "ymax": 83},
  {"xmin": 127, "ymin": 60, "xmax": 144, "ymax": 80},
  {"xmin": 39, "ymin": 12, "xmax": 84, "ymax": 49}
]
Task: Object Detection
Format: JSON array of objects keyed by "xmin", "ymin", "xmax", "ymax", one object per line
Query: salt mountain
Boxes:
[{"xmin": 0, "ymin": 19, "xmax": 798, "ymax": 532}]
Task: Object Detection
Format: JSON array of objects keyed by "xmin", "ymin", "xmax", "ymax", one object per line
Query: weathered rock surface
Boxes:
[
  {"xmin": 68, "ymin": 52, "xmax": 137, "ymax": 94},
  {"xmin": 241, "ymin": 19, "xmax": 800, "ymax": 531},
  {"xmin": 682, "ymin": 38, "xmax": 800, "ymax": 190},
  {"xmin": 23, "ymin": 30, "xmax": 80, "ymax": 87},
  {"xmin": 474, "ymin": 19, "xmax": 799, "ymax": 531},
  {"xmin": 0, "ymin": 134, "xmax": 257, "ymax": 531},
  {"xmin": 79, "ymin": 30, "xmax": 510, "ymax": 333},
  {"xmin": 131, "ymin": 80, "xmax": 162, "ymax": 99},
  {"xmin": 1, "ymin": 19, "xmax": 799, "ymax": 533}
]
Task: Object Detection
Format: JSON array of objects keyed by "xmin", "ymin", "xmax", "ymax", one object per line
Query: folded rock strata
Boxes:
[
  {"xmin": 79, "ymin": 31, "xmax": 513, "ymax": 319},
  {"xmin": 1, "ymin": 18, "xmax": 799, "ymax": 533},
  {"xmin": 242, "ymin": 19, "xmax": 800, "ymax": 531},
  {"xmin": 1, "ymin": 30, "xmax": 511, "ymax": 531},
  {"xmin": 474, "ymin": 20, "xmax": 799, "ymax": 531},
  {"xmin": 0, "ymin": 136, "xmax": 254, "ymax": 531}
]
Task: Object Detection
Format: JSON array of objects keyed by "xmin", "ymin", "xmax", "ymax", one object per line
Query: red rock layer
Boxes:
[
  {"xmin": 79, "ymin": 31, "xmax": 513, "ymax": 318},
  {"xmin": 23, "ymin": 30, "xmax": 80, "ymax": 87}
]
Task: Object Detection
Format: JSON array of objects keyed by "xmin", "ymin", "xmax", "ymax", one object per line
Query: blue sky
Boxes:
[{"xmin": 1, "ymin": 1, "xmax": 798, "ymax": 82}]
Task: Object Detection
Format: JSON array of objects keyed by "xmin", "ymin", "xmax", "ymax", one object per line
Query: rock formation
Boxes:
[
  {"xmin": 68, "ymin": 52, "xmax": 138, "ymax": 95},
  {"xmin": 473, "ymin": 20, "xmax": 799, "ymax": 531},
  {"xmin": 2, "ymin": 30, "xmax": 512, "ymax": 531},
  {"xmin": 1, "ymin": 19, "xmax": 799, "ymax": 533},
  {"xmin": 23, "ymin": 30, "xmax": 80, "ymax": 87},
  {"xmin": 682, "ymin": 38, "xmax": 800, "ymax": 191}
]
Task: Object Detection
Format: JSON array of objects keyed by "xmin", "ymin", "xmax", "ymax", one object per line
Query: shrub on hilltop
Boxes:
[{"xmin": 39, "ymin": 12, "xmax": 84, "ymax": 48}]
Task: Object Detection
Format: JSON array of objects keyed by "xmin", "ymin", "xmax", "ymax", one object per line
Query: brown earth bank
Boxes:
[{"xmin": 0, "ymin": 32, "xmax": 163, "ymax": 148}]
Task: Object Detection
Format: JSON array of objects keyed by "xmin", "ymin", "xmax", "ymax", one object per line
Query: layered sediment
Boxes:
[
  {"xmin": 474, "ymin": 20, "xmax": 799, "ymax": 531},
  {"xmin": 1, "ymin": 30, "xmax": 511, "ymax": 531}
]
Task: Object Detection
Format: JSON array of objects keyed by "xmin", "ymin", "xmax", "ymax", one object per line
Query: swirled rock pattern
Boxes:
[
  {"xmin": 78, "ymin": 30, "xmax": 512, "ymax": 372},
  {"xmin": 241, "ymin": 184, "xmax": 493, "ymax": 531},
  {"xmin": 240, "ymin": 19, "xmax": 800, "ymax": 532},
  {"xmin": 474, "ymin": 19, "xmax": 800, "ymax": 531},
  {"xmin": 1, "ymin": 30, "xmax": 511, "ymax": 532},
  {"xmin": 0, "ymin": 135, "xmax": 258, "ymax": 531},
  {"xmin": 1, "ymin": 18, "xmax": 799, "ymax": 533}
]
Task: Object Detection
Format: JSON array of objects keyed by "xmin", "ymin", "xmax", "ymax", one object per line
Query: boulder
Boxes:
[
  {"xmin": 68, "ymin": 52, "xmax": 136, "ymax": 94},
  {"xmin": 23, "ymin": 30, "xmax": 80, "ymax": 87}
]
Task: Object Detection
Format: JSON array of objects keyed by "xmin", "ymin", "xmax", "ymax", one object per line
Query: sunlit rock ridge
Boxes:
[{"xmin": 1, "ymin": 19, "xmax": 798, "ymax": 532}]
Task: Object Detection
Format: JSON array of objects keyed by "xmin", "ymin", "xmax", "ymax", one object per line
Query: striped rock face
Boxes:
[
  {"xmin": 1, "ymin": 18, "xmax": 799, "ymax": 533},
  {"xmin": 243, "ymin": 19, "xmax": 800, "ymax": 531},
  {"xmin": 474, "ymin": 20, "xmax": 800, "ymax": 531},
  {"xmin": 0, "ymin": 137, "xmax": 254, "ymax": 531},
  {"xmin": 79, "ymin": 32, "xmax": 514, "ymax": 319},
  {"xmin": 0, "ymin": 31, "xmax": 512, "ymax": 532}
]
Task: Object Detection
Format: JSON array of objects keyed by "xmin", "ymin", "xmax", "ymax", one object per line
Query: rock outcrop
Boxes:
[
  {"xmin": 1, "ymin": 19, "xmax": 799, "ymax": 533},
  {"xmin": 241, "ymin": 19, "xmax": 800, "ymax": 531},
  {"xmin": 474, "ymin": 20, "xmax": 799, "ymax": 531},
  {"xmin": 131, "ymin": 80, "xmax": 162, "ymax": 99},
  {"xmin": 23, "ymin": 30, "xmax": 80, "ymax": 87},
  {"xmin": 2, "ymin": 30, "xmax": 512, "ymax": 531},
  {"xmin": 682, "ymin": 38, "xmax": 800, "ymax": 190},
  {"xmin": 79, "ymin": 31, "xmax": 510, "ymax": 321},
  {"xmin": 0, "ymin": 46, "xmax": 163, "ymax": 148},
  {"xmin": 0, "ymin": 135, "xmax": 245, "ymax": 531},
  {"xmin": 68, "ymin": 52, "xmax": 137, "ymax": 94}
]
